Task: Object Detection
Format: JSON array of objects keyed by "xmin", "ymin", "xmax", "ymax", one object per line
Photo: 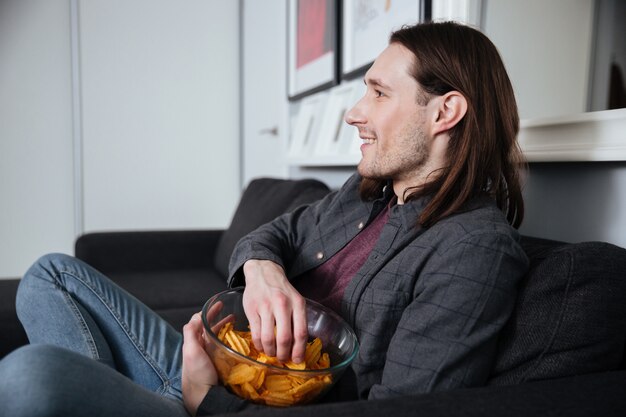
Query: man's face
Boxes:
[{"xmin": 346, "ymin": 43, "xmax": 434, "ymax": 188}]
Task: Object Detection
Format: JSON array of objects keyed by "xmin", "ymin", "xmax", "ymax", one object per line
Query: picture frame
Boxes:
[
  {"xmin": 314, "ymin": 80, "xmax": 366, "ymax": 157},
  {"xmin": 288, "ymin": 0, "xmax": 340, "ymax": 101},
  {"xmin": 341, "ymin": 0, "xmax": 424, "ymax": 79},
  {"xmin": 335, "ymin": 80, "xmax": 366, "ymax": 156},
  {"xmin": 288, "ymin": 92, "xmax": 330, "ymax": 158}
]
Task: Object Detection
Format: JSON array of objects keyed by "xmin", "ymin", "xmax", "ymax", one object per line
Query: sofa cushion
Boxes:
[
  {"xmin": 489, "ymin": 239, "xmax": 626, "ymax": 385},
  {"xmin": 213, "ymin": 178, "xmax": 330, "ymax": 277},
  {"xmin": 107, "ymin": 267, "xmax": 227, "ymax": 313},
  {"xmin": 75, "ymin": 230, "xmax": 221, "ymax": 274}
]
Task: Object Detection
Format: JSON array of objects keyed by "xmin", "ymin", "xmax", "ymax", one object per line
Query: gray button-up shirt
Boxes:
[{"xmin": 227, "ymin": 173, "xmax": 528, "ymax": 402}]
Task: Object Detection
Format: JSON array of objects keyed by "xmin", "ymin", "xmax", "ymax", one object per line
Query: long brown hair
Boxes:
[{"xmin": 360, "ymin": 21, "xmax": 526, "ymax": 228}]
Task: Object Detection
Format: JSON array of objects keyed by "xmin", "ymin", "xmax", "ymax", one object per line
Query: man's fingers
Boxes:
[
  {"xmin": 260, "ymin": 309, "xmax": 277, "ymax": 357},
  {"xmin": 247, "ymin": 313, "xmax": 263, "ymax": 353},
  {"xmin": 183, "ymin": 313, "xmax": 204, "ymax": 355},
  {"xmin": 274, "ymin": 308, "xmax": 293, "ymax": 362},
  {"xmin": 210, "ymin": 314, "xmax": 236, "ymax": 335},
  {"xmin": 240, "ymin": 260, "xmax": 308, "ymax": 362},
  {"xmin": 206, "ymin": 301, "xmax": 223, "ymax": 322},
  {"xmin": 290, "ymin": 300, "xmax": 308, "ymax": 363},
  {"xmin": 184, "ymin": 313, "xmax": 202, "ymax": 335}
]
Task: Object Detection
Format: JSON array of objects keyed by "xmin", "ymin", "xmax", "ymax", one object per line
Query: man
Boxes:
[
  {"xmin": 0, "ymin": 21, "xmax": 528, "ymax": 417},
  {"xmin": 184, "ymin": 21, "xmax": 528, "ymax": 415}
]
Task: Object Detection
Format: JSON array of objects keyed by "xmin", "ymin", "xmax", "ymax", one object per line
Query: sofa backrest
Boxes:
[
  {"xmin": 213, "ymin": 177, "xmax": 331, "ymax": 277},
  {"xmin": 489, "ymin": 236, "xmax": 626, "ymax": 385}
]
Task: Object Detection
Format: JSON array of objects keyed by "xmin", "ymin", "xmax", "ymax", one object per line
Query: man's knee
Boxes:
[
  {"xmin": 0, "ymin": 344, "xmax": 73, "ymax": 416},
  {"xmin": 0, "ymin": 343, "xmax": 69, "ymax": 380},
  {"xmin": 16, "ymin": 253, "xmax": 77, "ymax": 312},
  {"xmin": 25, "ymin": 253, "xmax": 76, "ymax": 279}
]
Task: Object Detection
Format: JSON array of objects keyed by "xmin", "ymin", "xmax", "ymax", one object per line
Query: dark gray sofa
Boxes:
[{"xmin": 1, "ymin": 177, "xmax": 626, "ymax": 416}]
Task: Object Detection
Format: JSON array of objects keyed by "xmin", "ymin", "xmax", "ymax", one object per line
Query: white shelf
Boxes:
[
  {"xmin": 287, "ymin": 109, "xmax": 626, "ymax": 167},
  {"xmin": 519, "ymin": 108, "xmax": 626, "ymax": 162}
]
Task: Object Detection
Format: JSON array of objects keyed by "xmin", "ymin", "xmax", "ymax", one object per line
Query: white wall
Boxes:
[
  {"xmin": 521, "ymin": 162, "xmax": 626, "ymax": 247},
  {"xmin": 0, "ymin": 0, "xmax": 76, "ymax": 278},
  {"xmin": 79, "ymin": 0, "xmax": 240, "ymax": 232},
  {"xmin": 484, "ymin": 0, "xmax": 626, "ymax": 248},
  {"xmin": 483, "ymin": 0, "xmax": 594, "ymax": 120},
  {"xmin": 0, "ymin": 0, "xmax": 241, "ymax": 278}
]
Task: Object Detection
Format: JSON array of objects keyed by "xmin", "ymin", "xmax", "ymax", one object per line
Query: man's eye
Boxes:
[{"xmin": 375, "ymin": 90, "xmax": 385, "ymax": 98}]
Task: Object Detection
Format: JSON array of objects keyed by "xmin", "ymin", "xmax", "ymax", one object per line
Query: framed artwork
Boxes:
[
  {"xmin": 314, "ymin": 80, "xmax": 365, "ymax": 156},
  {"xmin": 288, "ymin": 92, "xmax": 330, "ymax": 158},
  {"xmin": 335, "ymin": 80, "xmax": 367, "ymax": 156},
  {"xmin": 288, "ymin": 0, "xmax": 340, "ymax": 101},
  {"xmin": 342, "ymin": 0, "xmax": 424, "ymax": 79}
]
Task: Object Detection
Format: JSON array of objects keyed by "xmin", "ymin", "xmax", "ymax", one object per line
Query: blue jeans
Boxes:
[{"xmin": 0, "ymin": 253, "xmax": 191, "ymax": 417}]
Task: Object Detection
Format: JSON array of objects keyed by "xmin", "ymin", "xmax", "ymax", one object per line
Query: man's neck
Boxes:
[
  {"xmin": 393, "ymin": 160, "xmax": 446, "ymax": 204},
  {"xmin": 393, "ymin": 177, "xmax": 427, "ymax": 205}
]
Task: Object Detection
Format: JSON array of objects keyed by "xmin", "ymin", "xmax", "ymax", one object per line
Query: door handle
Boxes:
[{"xmin": 258, "ymin": 126, "xmax": 279, "ymax": 136}]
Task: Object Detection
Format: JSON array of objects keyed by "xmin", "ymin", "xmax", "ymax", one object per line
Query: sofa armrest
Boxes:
[
  {"xmin": 75, "ymin": 230, "xmax": 223, "ymax": 274},
  {"xmin": 0, "ymin": 279, "xmax": 28, "ymax": 359}
]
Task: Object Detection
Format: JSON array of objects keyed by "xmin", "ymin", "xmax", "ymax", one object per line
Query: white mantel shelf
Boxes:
[
  {"xmin": 519, "ymin": 108, "xmax": 626, "ymax": 162},
  {"xmin": 288, "ymin": 109, "xmax": 626, "ymax": 167}
]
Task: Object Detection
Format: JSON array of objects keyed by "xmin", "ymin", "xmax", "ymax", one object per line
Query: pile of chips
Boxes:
[{"xmin": 213, "ymin": 322, "xmax": 333, "ymax": 406}]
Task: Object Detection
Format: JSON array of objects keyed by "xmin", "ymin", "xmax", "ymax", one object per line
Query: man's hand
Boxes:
[
  {"xmin": 182, "ymin": 313, "xmax": 218, "ymax": 416},
  {"xmin": 242, "ymin": 259, "xmax": 308, "ymax": 363}
]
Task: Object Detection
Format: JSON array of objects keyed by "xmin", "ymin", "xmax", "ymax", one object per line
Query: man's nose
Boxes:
[{"xmin": 345, "ymin": 99, "xmax": 366, "ymax": 126}]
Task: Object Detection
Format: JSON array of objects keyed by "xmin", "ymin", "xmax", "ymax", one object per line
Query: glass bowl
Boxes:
[{"xmin": 201, "ymin": 287, "xmax": 359, "ymax": 406}]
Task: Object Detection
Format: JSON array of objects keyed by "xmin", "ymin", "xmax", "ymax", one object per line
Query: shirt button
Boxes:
[
  {"xmin": 315, "ymin": 252, "xmax": 324, "ymax": 260},
  {"xmin": 357, "ymin": 221, "xmax": 364, "ymax": 229}
]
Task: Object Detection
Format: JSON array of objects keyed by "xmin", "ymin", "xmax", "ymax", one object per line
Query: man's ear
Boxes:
[{"xmin": 428, "ymin": 91, "xmax": 467, "ymax": 137}]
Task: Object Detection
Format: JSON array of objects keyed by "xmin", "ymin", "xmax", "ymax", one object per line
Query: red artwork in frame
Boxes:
[
  {"xmin": 296, "ymin": 0, "xmax": 334, "ymax": 69},
  {"xmin": 288, "ymin": 0, "xmax": 339, "ymax": 101}
]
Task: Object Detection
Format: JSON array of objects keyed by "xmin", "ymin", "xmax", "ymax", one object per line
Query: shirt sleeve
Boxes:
[
  {"xmin": 226, "ymin": 174, "xmax": 363, "ymax": 287},
  {"xmin": 196, "ymin": 385, "xmax": 268, "ymax": 416},
  {"xmin": 368, "ymin": 230, "xmax": 528, "ymax": 398}
]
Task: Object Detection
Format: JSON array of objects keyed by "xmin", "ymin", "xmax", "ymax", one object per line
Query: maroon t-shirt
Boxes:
[{"xmin": 294, "ymin": 203, "xmax": 391, "ymax": 314}]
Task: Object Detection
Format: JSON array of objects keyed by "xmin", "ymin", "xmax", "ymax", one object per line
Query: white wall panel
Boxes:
[
  {"xmin": 242, "ymin": 0, "xmax": 289, "ymax": 184},
  {"xmin": 80, "ymin": 0, "xmax": 240, "ymax": 231},
  {"xmin": 0, "ymin": 0, "xmax": 241, "ymax": 278},
  {"xmin": 484, "ymin": 0, "xmax": 594, "ymax": 120},
  {"xmin": 0, "ymin": 0, "xmax": 75, "ymax": 278}
]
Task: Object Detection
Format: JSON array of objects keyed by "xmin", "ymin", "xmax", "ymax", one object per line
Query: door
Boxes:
[{"xmin": 242, "ymin": 0, "xmax": 289, "ymax": 185}]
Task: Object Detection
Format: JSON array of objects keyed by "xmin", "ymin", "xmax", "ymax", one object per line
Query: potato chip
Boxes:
[
  {"xmin": 285, "ymin": 360, "xmax": 306, "ymax": 370},
  {"xmin": 314, "ymin": 352, "xmax": 330, "ymax": 369},
  {"xmin": 217, "ymin": 322, "xmax": 233, "ymax": 341},
  {"xmin": 264, "ymin": 375, "xmax": 293, "ymax": 392},
  {"xmin": 251, "ymin": 368, "xmax": 266, "ymax": 390},
  {"xmin": 304, "ymin": 338, "xmax": 322, "ymax": 367},
  {"xmin": 241, "ymin": 382, "xmax": 260, "ymax": 400},
  {"xmin": 215, "ymin": 327, "xmax": 333, "ymax": 406},
  {"xmin": 261, "ymin": 390, "xmax": 295, "ymax": 407},
  {"xmin": 289, "ymin": 377, "xmax": 325, "ymax": 398},
  {"xmin": 287, "ymin": 375, "xmax": 307, "ymax": 386},
  {"xmin": 224, "ymin": 330, "xmax": 250, "ymax": 356},
  {"xmin": 226, "ymin": 363, "xmax": 258, "ymax": 385},
  {"xmin": 256, "ymin": 352, "xmax": 281, "ymax": 366}
]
